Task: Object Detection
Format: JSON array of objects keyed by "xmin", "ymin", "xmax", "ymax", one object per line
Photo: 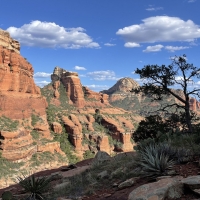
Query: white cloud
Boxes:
[
  {"xmin": 87, "ymin": 70, "xmax": 120, "ymax": 81},
  {"xmin": 143, "ymin": 44, "xmax": 164, "ymax": 52},
  {"xmin": 116, "ymin": 16, "xmax": 200, "ymax": 46},
  {"xmin": 146, "ymin": 7, "xmax": 163, "ymax": 11},
  {"xmin": 104, "ymin": 43, "xmax": 116, "ymax": 46},
  {"xmin": 34, "ymin": 80, "xmax": 50, "ymax": 88},
  {"xmin": 165, "ymin": 46, "xmax": 190, "ymax": 52},
  {"xmin": 188, "ymin": 0, "xmax": 196, "ymax": 3},
  {"xmin": 7, "ymin": 20, "xmax": 100, "ymax": 49},
  {"xmin": 34, "ymin": 72, "xmax": 51, "ymax": 78},
  {"xmin": 124, "ymin": 42, "xmax": 140, "ymax": 48},
  {"xmin": 74, "ymin": 66, "xmax": 86, "ymax": 70},
  {"xmin": 85, "ymin": 84, "xmax": 110, "ymax": 91}
]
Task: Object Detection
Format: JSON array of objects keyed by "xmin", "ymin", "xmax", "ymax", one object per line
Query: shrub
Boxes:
[
  {"xmin": 134, "ymin": 142, "xmax": 175, "ymax": 178},
  {"xmin": 132, "ymin": 115, "xmax": 169, "ymax": 143},
  {"xmin": 17, "ymin": 174, "xmax": 51, "ymax": 200}
]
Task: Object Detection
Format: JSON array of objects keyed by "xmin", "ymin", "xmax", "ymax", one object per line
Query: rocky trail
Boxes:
[{"xmin": 1, "ymin": 154, "xmax": 200, "ymax": 200}]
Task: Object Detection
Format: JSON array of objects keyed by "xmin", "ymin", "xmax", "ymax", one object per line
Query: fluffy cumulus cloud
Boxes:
[
  {"xmin": 85, "ymin": 84, "xmax": 110, "ymax": 91},
  {"xmin": 74, "ymin": 66, "xmax": 86, "ymax": 70},
  {"xmin": 34, "ymin": 80, "xmax": 50, "ymax": 88},
  {"xmin": 7, "ymin": 20, "xmax": 100, "ymax": 49},
  {"xmin": 87, "ymin": 70, "xmax": 120, "ymax": 81},
  {"xmin": 104, "ymin": 43, "xmax": 116, "ymax": 46},
  {"xmin": 124, "ymin": 42, "xmax": 140, "ymax": 48},
  {"xmin": 143, "ymin": 44, "xmax": 164, "ymax": 52},
  {"xmin": 34, "ymin": 72, "xmax": 51, "ymax": 78},
  {"xmin": 165, "ymin": 46, "xmax": 190, "ymax": 52},
  {"xmin": 116, "ymin": 16, "xmax": 200, "ymax": 47}
]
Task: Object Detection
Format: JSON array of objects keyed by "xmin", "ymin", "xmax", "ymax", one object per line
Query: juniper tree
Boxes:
[{"xmin": 133, "ymin": 55, "xmax": 200, "ymax": 133}]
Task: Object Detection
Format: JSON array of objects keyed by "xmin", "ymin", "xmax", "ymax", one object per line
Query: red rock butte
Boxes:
[{"xmin": 0, "ymin": 29, "xmax": 47, "ymax": 119}]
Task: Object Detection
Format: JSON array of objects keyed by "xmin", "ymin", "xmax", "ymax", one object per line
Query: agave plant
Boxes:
[
  {"xmin": 17, "ymin": 174, "xmax": 51, "ymax": 200},
  {"xmin": 136, "ymin": 143, "xmax": 175, "ymax": 178}
]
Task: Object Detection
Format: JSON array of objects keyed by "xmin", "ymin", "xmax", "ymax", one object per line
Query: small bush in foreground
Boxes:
[
  {"xmin": 17, "ymin": 174, "xmax": 51, "ymax": 200},
  {"xmin": 134, "ymin": 142, "xmax": 175, "ymax": 178}
]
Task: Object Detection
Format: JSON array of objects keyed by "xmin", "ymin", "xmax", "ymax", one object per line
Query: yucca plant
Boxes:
[
  {"xmin": 135, "ymin": 143, "xmax": 175, "ymax": 178},
  {"xmin": 17, "ymin": 174, "xmax": 51, "ymax": 200}
]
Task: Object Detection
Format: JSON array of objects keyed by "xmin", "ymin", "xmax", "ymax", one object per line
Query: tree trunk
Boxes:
[{"xmin": 185, "ymin": 101, "xmax": 193, "ymax": 133}]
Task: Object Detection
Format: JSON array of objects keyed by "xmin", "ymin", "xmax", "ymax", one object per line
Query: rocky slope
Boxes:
[
  {"xmin": 0, "ymin": 29, "xmax": 139, "ymax": 188},
  {"xmin": 41, "ymin": 67, "xmax": 138, "ymax": 159},
  {"xmin": 102, "ymin": 77, "xmax": 200, "ymax": 115},
  {"xmin": 0, "ymin": 29, "xmax": 66, "ymax": 188}
]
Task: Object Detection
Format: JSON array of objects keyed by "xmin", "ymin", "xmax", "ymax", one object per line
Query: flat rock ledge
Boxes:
[{"xmin": 128, "ymin": 175, "xmax": 200, "ymax": 200}]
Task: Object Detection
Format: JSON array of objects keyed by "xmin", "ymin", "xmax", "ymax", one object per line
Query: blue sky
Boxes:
[{"xmin": 1, "ymin": 0, "xmax": 200, "ymax": 91}]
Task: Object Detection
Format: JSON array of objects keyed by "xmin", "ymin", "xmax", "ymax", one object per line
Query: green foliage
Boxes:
[
  {"xmin": 133, "ymin": 115, "xmax": 170, "ymax": 143},
  {"xmin": 54, "ymin": 132, "xmax": 79, "ymax": 164},
  {"xmin": 59, "ymin": 82, "xmax": 69, "ymax": 108},
  {"xmin": 83, "ymin": 150, "xmax": 95, "ymax": 159},
  {"xmin": 30, "ymin": 130, "xmax": 40, "ymax": 140},
  {"xmin": 1, "ymin": 191, "xmax": 13, "ymax": 200},
  {"xmin": 133, "ymin": 55, "xmax": 200, "ymax": 133},
  {"xmin": 0, "ymin": 116, "xmax": 19, "ymax": 131},
  {"xmin": 134, "ymin": 142, "xmax": 175, "ymax": 178},
  {"xmin": 31, "ymin": 114, "xmax": 43, "ymax": 126},
  {"xmin": 94, "ymin": 109, "xmax": 103, "ymax": 125},
  {"xmin": 17, "ymin": 174, "xmax": 51, "ymax": 200},
  {"xmin": 46, "ymin": 105, "xmax": 59, "ymax": 124},
  {"xmin": 0, "ymin": 153, "xmax": 24, "ymax": 179}
]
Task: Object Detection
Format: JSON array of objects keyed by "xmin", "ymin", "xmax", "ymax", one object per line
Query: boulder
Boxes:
[
  {"xmin": 94, "ymin": 151, "xmax": 111, "ymax": 163},
  {"xmin": 118, "ymin": 177, "xmax": 137, "ymax": 189},
  {"xmin": 128, "ymin": 176, "xmax": 183, "ymax": 200},
  {"xmin": 52, "ymin": 122, "xmax": 62, "ymax": 134},
  {"xmin": 181, "ymin": 175, "xmax": 200, "ymax": 190}
]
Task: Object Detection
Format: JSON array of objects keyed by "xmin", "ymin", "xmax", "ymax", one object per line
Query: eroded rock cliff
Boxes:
[{"xmin": 0, "ymin": 30, "xmax": 65, "ymax": 163}]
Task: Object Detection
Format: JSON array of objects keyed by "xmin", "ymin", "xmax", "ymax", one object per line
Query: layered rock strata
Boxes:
[
  {"xmin": 0, "ymin": 29, "xmax": 20, "ymax": 54},
  {"xmin": 0, "ymin": 29, "xmax": 64, "ymax": 161},
  {"xmin": 0, "ymin": 128, "xmax": 37, "ymax": 161}
]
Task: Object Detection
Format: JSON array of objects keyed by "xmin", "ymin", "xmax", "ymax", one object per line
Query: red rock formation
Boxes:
[
  {"xmin": 121, "ymin": 133, "xmax": 134, "ymax": 152},
  {"xmin": 83, "ymin": 86, "xmax": 109, "ymax": 104},
  {"xmin": 61, "ymin": 72, "xmax": 85, "ymax": 108},
  {"xmin": 53, "ymin": 81, "xmax": 60, "ymax": 99},
  {"xmin": 190, "ymin": 98, "xmax": 197, "ymax": 112},
  {"xmin": 0, "ymin": 29, "xmax": 20, "ymax": 54},
  {"xmin": 52, "ymin": 122, "xmax": 62, "ymax": 134},
  {"xmin": 97, "ymin": 135, "xmax": 111, "ymax": 154},
  {"xmin": 62, "ymin": 116, "xmax": 83, "ymax": 151},
  {"xmin": 0, "ymin": 128, "xmax": 37, "ymax": 161},
  {"xmin": 37, "ymin": 142, "xmax": 65, "ymax": 155},
  {"xmin": 0, "ymin": 30, "xmax": 47, "ymax": 120},
  {"xmin": 33, "ymin": 121, "xmax": 52, "ymax": 139}
]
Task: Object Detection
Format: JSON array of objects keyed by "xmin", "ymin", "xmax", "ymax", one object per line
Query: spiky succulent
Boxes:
[
  {"xmin": 17, "ymin": 174, "xmax": 51, "ymax": 200},
  {"xmin": 135, "ymin": 143, "xmax": 175, "ymax": 178}
]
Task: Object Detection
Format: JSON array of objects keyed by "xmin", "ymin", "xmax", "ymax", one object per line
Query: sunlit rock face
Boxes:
[{"xmin": 0, "ymin": 29, "xmax": 47, "ymax": 119}]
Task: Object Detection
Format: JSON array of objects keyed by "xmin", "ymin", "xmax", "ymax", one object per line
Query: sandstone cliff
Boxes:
[
  {"xmin": 41, "ymin": 67, "xmax": 137, "ymax": 158},
  {"xmin": 0, "ymin": 29, "xmax": 20, "ymax": 54},
  {"xmin": 0, "ymin": 30, "xmax": 65, "ymax": 163}
]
